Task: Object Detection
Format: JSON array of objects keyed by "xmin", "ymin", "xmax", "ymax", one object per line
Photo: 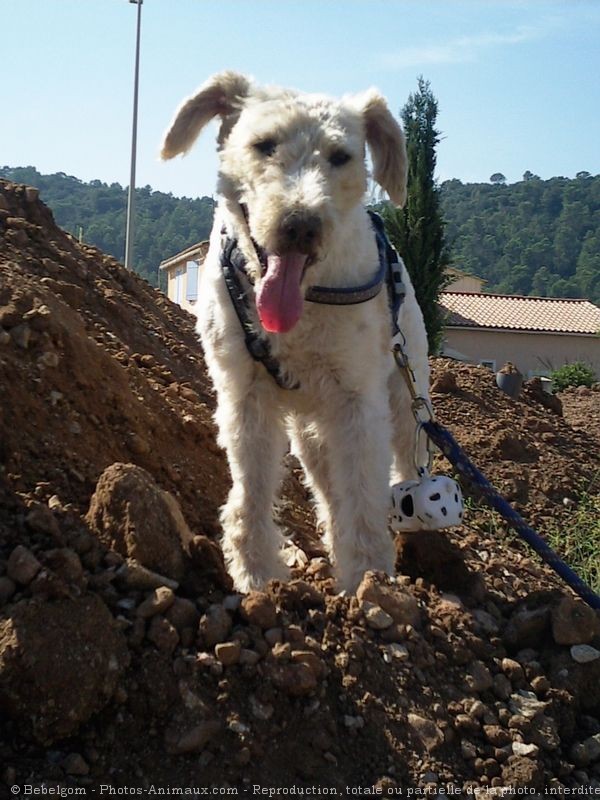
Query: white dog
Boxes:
[{"xmin": 161, "ymin": 72, "xmax": 430, "ymax": 593}]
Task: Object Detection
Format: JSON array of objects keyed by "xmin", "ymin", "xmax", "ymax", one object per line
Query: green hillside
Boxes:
[
  {"xmin": 2, "ymin": 166, "xmax": 598, "ymax": 303},
  {"xmin": 0, "ymin": 166, "xmax": 215, "ymax": 288},
  {"xmin": 440, "ymin": 173, "xmax": 600, "ymax": 303}
]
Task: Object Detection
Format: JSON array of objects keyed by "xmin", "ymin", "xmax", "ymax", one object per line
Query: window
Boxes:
[
  {"xmin": 479, "ymin": 359, "xmax": 496, "ymax": 371},
  {"xmin": 186, "ymin": 260, "xmax": 199, "ymax": 302},
  {"xmin": 174, "ymin": 267, "xmax": 185, "ymax": 306}
]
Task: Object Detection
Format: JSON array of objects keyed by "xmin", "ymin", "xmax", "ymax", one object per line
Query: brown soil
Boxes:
[{"xmin": 1, "ymin": 180, "xmax": 600, "ymax": 795}]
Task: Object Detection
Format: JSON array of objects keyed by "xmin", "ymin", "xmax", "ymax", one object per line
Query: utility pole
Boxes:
[{"xmin": 124, "ymin": 0, "xmax": 143, "ymax": 271}]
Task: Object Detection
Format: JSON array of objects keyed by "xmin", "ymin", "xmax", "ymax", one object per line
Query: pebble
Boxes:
[
  {"xmin": 570, "ymin": 644, "xmax": 600, "ymax": 664},
  {"xmin": 344, "ymin": 715, "xmax": 365, "ymax": 730},
  {"xmin": 571, "ymin": 733, "xmax": 600, "ymax": 767},
  {"xmin": 552, "ymin": 597, "xmax": 600, "ymax": 645},
  {"xmin": 492, "ymin": 673, "xmax": 512, "ymax": 700},
  {"xmin": 509, "ymin": 690, "xmax": 547, "ymax": 719},
  {"xmin": 215, "ymin": 640, "xmax": 242, "ymax": 666},
  {"xmin": 62, "ymin": 753, "xmax": 90, "ymax": 776},
  {"xmin": 164, "ymin": 720, "xmax": 221, "ymax": 755},
  {"xmin": 357, "ymin": 572, "xmax": 420, "ymax": 627},
  {"xmin": 466, "ymin": 660, "xmax": 493, "ymax": 692},
  {"xmin": 136, "ymin": 586, "xmax": 175, "ymax": 619},
  {"xmin": 265, "ymin": 627, "xmax": 284, "ymax": 647},
  {"xmin": 198, "ymin": 604, "xmax": 232, "ymax": 647},
  {"xmin": 147, "ymin": 615, "xmax": 179, "ymax": 654},
  {"xmin": 7, "ymin": 545, "xmax": 42, "ymax": 584},
  {"xmin": 512, "ymin": 741, "xmax": 540, "ymax": 758},
  {"xmin": 408, "ymin": 714, "xmax": 444, "ymax": 752},
  {"xmin": 222, "ymin": 593, "xmax": 242, "ymax": 612},
  {"xmin": 165, "ymin": 597, "xmax": 199, "ymax": 632},
  {"xmin": 250, "ymin": 695, "xmax": 274, "ymax": 720},
  {"xmin": 116, "ymin": 559, "xmax": 179, "ymax": 591},
  {"xmin": 240, "ymin": 591, "xmax": 278, "ymax": 629},
  {"xmin": 0, "ymin": 576, "xmax": 16, "ymax": 605},
  {"xmin": 10, "ymin": 322, "xmax": 31, "ymax": 349},
  {"xmin": 239, "ymin": 648, "xmax": 260, "ymax": 667},
  {"xmin": 362, "ymin": 601, "xmax": 394, "ymax": 630},
  {"xmin": 290, "ymin": 649, "xmax": 325, "ymax": 678},
  {"xmin": 501, "ymin": 657, "xmax": 525, "ymax": 683},
  {"xmin": 383, "ymin": 643, "xmax": 409, "ymax": 662}
]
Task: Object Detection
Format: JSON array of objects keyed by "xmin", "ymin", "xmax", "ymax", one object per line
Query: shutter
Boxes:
[{"xmin": 186, "ymin": 260, "xmax": 199, "ymax": 301}]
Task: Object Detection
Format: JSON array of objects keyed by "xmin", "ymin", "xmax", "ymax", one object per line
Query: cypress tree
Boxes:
[{"xmin": 382, "ymin": 77, "xmax": 450, "ymax": 354}]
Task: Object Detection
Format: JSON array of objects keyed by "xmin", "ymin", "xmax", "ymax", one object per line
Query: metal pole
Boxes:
[{"xmin": 124, "ymin": 0, "xmax": 143, "ymax": 271}]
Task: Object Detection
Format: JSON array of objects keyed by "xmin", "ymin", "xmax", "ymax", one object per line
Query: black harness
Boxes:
[{"xmin": 219, "ymin": 210, "xmax": 405, "ymax": 390}]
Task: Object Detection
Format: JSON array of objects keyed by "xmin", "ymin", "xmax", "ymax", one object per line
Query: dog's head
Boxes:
[{"xmin": 161, "ymin": 72, "xmax": 407, "ymax": 333}]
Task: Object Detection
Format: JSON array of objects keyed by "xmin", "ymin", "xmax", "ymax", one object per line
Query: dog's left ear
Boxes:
[{"xmin": 350, "ymin": 90, "xmax": 407, "ymax": 207}]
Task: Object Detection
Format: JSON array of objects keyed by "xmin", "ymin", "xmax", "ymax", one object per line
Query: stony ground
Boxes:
[{"xmin": 1, "ymin": 180, "xmax": 600, "ymax": 795}]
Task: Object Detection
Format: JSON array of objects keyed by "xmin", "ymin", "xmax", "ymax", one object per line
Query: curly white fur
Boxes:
[{"xmin": 161, "ymin": 72, "xmax": 430, "ymax": 593}]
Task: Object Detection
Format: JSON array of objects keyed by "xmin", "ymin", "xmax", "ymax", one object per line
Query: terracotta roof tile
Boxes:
[{"xmin": 439, "ymin": 292, "xmax": 600, "ymax": 335}]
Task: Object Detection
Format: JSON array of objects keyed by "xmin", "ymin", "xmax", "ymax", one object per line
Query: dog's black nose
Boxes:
[{"xmin": 278, "ymin": 211, "xmax": 322, "ymax": 255}]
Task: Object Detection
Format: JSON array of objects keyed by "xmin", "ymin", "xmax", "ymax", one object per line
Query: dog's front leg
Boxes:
[
  {"xmin": 313, "ymin": 388, "xmax": 396, "ymax": 594},
  {"xmin": 215, "ymin": 387, "xmax": 290, "ymax": 593}
]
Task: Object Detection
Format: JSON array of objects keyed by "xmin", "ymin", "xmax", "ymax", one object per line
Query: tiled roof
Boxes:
[{"xmin": 440, "ymin": 292, "xmax": 600, "ymax": 335}]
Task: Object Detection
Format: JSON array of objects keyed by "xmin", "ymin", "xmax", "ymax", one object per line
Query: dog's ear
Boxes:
[
  {"xmin": 351, "ymin": 89, "xmax": 407, "ymax": 207},
  {"xmin": 160, "ymin": 71, "xmax": 251, "ymax": 159}
]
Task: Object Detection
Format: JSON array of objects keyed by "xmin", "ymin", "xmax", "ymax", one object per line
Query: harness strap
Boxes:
[
  {"xmin": 220, "ymin": 238, "xmax": 299, "ymax": 390},
  {"xmin": 220, "ymin": 210, "xmax": 405, "ymax": 389}
]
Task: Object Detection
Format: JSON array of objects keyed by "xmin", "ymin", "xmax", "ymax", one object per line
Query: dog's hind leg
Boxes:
[
  {"xmin": 307, "ymin": 389, "xmax": 396, "ymax": 594},
  {"xmin": 215, "ymin": 387, "xmax": 290, "ymax": 592}
]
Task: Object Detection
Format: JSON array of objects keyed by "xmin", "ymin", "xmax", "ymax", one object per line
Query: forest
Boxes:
[{"xmin": 1, "ymin": 166, "xmax": 598, "ymax": 303}]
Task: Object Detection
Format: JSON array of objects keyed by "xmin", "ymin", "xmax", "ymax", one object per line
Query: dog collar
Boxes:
[{"xmin": 219, "ymin": 209, "xmax": 406, "ymax": 390}]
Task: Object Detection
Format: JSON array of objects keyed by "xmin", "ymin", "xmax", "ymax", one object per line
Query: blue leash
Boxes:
[{"xmin": 422, "ymin": 419, "xmax": 600, "ymax": 610}]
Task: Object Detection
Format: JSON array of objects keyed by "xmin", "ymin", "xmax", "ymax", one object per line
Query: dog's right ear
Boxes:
[{"xmin": 160, "ymin": 71, "xmax": 251, "ymax": 159}]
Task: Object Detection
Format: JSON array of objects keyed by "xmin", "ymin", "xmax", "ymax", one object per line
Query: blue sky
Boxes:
[{"xmin": 3, "ymin": 0, "xmax": 600, "ymax": 199}]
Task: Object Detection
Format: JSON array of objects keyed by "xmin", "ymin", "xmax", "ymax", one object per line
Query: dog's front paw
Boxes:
[{"xmin": 224, "ymin": 549, "xmax": 290, "ymax": 593}]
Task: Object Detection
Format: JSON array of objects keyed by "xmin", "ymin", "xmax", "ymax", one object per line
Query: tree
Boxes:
[
  {"xmin": 490, "ymin": 173, "xmax": 507, "ymax": 185},
  {"xmin": 381, "ymin": 77, "xmax": 450, "ymax": 354}
]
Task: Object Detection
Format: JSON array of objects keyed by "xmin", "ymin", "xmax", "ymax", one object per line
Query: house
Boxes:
[
  {"xmin": 159, "ymin": 241, "xmax": 209, "ymax": 314},
  {"xmin": 444, "ymin": 267, "xmax": 486, "ymax": 294},
  {"xmin": 439, "ymin": 292, "xmax": 600, "ymax": 378}
]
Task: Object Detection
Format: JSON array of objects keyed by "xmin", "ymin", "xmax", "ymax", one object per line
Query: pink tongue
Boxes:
[{"xmin": 256, "ymin": 252, "xmax": 307, "ymax": 333}]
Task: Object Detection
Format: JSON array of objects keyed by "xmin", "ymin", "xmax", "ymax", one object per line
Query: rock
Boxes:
[
  {"xmin": 240, "ymin": 592, "xmax": 278, "ymax": 630},
  {"xmin": 290, "ymin": 649, "xmax": 326, "ymax": 679},
  {"xmin": 512, "ymin": 742, "xmax": 540, "ymax": 758},
  {"xmin": 62, "ymin": 753, "xmax": 89, "ymax": 776},
  {"xmin": 26, "ymin": 503, "xmax": 62, "ymax": 540},
  {"xmin": 484, "ymin": 725, "xmax": 512, "ymax": 747},
  {"xmin": 502, "ymin": 657, "xmax": 525, "ymax": 684},
  {"xmin": 164, "ymin": 720, "xmax": 221, "ymax": 755},
  {"xmin": 265, "ymin": 627, "xmax": 284, "ymax": 647},
  {"xmin": 10, "ymin": 322, "xmax": 31, "ymax": 349},
  {"xmin": 571, "ymin": 733, "xmax": 600, "ymax": 767},
  {"xmin": 0, "ymin": 594, "xmax": 128, "ymax": 743},
  {"xmin": 275, "ymin": 579, "xmax": 324, "ymax": 612},
  {"xmin": 43, "ymin": 549, "xmax": 84, "ymax": 587},
  {"xmin": 528, "ymin": 715, "xmax": 560, "ymax": 751},
  {"xmin": 188, "ymin": 536, "xmax": 232, "ymax": 591},
  {"xmin": 356, "ymin": 572, "xmax": 421, "ymax": 627},
  {"xmin": 116, "ymin": 559, "xmax": 179, "ymax": 591},
  {"xmin": 509, "ymin": 691, "xmax": 548, "ymax": 719},
  {"xmin": 362, "ymin": 601, "xmax": 394, "ymax": 630},
  {"xmin": 466, "ymin": 660, "xmax": 493, "ymax": 692},
  {"xmin": 147, "ymin": 615, "xmax": 179, "ymax": 654},
  {"xmin": 165, "ymin": 598, "xmax": 199, "ymax": 632},
  {"xmin": 504, "ymin": 605, "xmax": 551, "ymax": 650},
  {"xmin": 552, "ymin": 597, "xmax": 600, "ymax": 645},
  {"xmin": 501, "ymin": 756, "xmax": 543, "ymax": 791},
  {"xmin": 269, "ymin": 662, "xmax": 318, "ymax": 696},
  {"xmin": 431, "ymin": 371, "xmax": 458, "ymax": 394},
  {"xmin": 492, "ymin": 673, "xmax": 512, "ymax": 700},
  {"xmin": 6, "ymin": 545, "xmax": 42, "ymax": 584},
  {"xmin": 86, "ymin": 463, "xmax": 192, "ymax": 581},
  {"xmin": 215, "ymin": 641, "xmax": 241, "ymax": 666},
  {"xmin": 408, "ymin": 713, "xmax": 444, "ymax": 752},
  {"xmin": 198, "ymin": 605, "xmax": 232, "ymax": 648},
  {"xmin": 239, "ymin": 648, "xmax": 261, "ymax": 667},
  {"xmin": 136, "ymin": 586, "xmax": 175, "ymax": 619},
  {"xmin": 0, "ymin": 577, "xmax": 16, "ymax": 606},
  {"xmin": 571, "ymin": 644, "xmax": 600, "ymax": 664}
]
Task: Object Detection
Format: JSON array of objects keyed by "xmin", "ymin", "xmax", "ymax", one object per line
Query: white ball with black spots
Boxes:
[{"xmin": 390, "ymin": 474, "xmax": 464, "ymax": 532}]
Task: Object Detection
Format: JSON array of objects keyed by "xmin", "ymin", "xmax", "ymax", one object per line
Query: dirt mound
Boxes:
[{"xmin": 1, "ymin": 180, "xmax": 600, "ymax": 793}]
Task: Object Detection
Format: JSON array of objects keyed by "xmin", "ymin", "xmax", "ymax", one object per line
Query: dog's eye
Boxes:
[
  {"xmin": 254, "ymin": 139, "xmax": 277, "ymax": 157},
  {"xmin": 329, "ymin": 149, "xmax": 352, "ymax": 167}
]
